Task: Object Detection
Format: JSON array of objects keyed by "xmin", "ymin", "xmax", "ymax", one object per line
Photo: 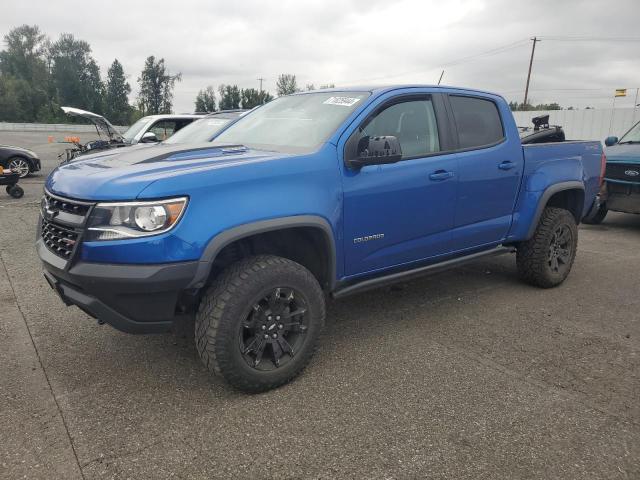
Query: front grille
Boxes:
[
  {"xmin": 41, "ymin": 219, "xmax": 79, "ymax": 258},
  {"xmin": 44, "ymin": 192, "xmax": 91, "ymax": 216},
  {"xmin": 605, "ymin": 163, "xmax": 640, "ymax": 182}
]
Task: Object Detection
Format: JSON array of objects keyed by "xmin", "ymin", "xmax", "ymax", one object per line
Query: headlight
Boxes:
[{"xmin": 86, "ymin": 197, "xmax": 188, "ymax": 241}]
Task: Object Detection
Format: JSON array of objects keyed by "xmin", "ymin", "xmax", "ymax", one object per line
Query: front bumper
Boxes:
[
  {"xmin": 605, "ymin": 180, "xmax": 640, "ymax": 214},
  {"xmin": 37, "ymin": 238, "xmax": 198, "ymax": 334}
]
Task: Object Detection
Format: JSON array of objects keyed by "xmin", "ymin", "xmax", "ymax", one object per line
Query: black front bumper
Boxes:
[{"xmin": 37, "ymin": 239, "xmax": 198, "ymax": 334}]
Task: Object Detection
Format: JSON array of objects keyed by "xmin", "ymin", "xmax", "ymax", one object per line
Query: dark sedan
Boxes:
[{"xmin": 0, "ymin": 144, "xmax": 41, "ymax": 178}]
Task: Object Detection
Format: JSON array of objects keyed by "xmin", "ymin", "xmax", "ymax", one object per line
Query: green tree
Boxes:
[
  {"xmin": 218, "ymin": 84, "xmax": 241, "ymax": 109},
  {"xmin": 195, "ymin": 85, "xmax": 216, "ymax": 112},
  {"xmin": 105, "ymin": 59, "xmax": 131, "ymax": 124},
  {"xmin": 240, "ymin": 88, "xmax": 273, "ymax": 109},
  {"xmin": 137, "ymin": 56, "xmax": 181, "ymax": 115},
  {"xmin": 0, "ymin": 25, "xmax": 49, "ymax": 121},
  {"xmin": 51, "ymin": 33, "xmax": 105, "ymax": 114},
  {"xmin": 276, "ymin": 73, "xmax": 298, "ymax": 96}
]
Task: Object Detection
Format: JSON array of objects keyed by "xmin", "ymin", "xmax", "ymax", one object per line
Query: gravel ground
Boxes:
[{"xmin": 1, "ymin": 131, "xmax": 639, "ymax": 479}]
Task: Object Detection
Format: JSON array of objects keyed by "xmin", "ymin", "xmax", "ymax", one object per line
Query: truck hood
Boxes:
[
  {"xmin": 605, "ymin": 143, "xmax": 640, "ymax": 164},
  {"xmin": 46, "ymin": 143, "xmax": 285, "ymax": 200}
]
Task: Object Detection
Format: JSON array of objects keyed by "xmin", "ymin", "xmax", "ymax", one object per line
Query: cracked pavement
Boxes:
[{"xmin": 0, "ymin": 131, "xmax": 639, "ymax": 479}]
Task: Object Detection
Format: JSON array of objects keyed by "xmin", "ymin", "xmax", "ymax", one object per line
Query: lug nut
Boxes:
[
  {"xmin": 276, "ymin": 316, "xmax": 280, "ymax": 320},
  {"xmin": 272, "ymin": 333, "xmax": 278, "ymax": 338},
  {"xmin": 264, "ymin": 334, "xmax": 269, "ymax": 339},
  {"xmin": 261, "ymin": 325, "xmax": 266, "ymax": 330},
  {"xmin": 278, "ymin": 324, "xmax": 283, "ymax": 329},
  {"xmin": 268, "ymin": 316, "xmax": 272, "ymax": 321}
]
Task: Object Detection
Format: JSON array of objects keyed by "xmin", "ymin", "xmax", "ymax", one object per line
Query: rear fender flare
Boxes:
[{"xmin": 525, "ymin": 181, "xmax": 584, "ymax": 239}]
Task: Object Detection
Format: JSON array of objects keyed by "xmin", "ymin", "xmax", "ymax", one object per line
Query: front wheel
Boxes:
[
  {"xmin": 516, "ymin": 207, "xmax": 578, "ymax": 288},
  {"xmin": 195, "ymin": 255, "xmax": 325, "ymax": 393},
  {"xmin": 8, "ymin": 157, "xmax": 31, "ymax": 178}
]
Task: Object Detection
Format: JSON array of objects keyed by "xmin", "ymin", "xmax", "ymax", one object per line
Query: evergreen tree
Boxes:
[{"xmin": 105, "ymin": 59, "xmax": 131, "ymax": 124}]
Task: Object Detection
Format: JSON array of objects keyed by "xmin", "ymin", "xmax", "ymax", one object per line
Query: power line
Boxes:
[{"xmin": 341, "ymin": 38, "xmax": 529, "ymax": 85}]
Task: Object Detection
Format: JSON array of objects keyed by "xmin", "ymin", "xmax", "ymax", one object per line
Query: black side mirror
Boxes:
[
  {"xmin": 346, "ymin": 135, "xmax": 402, "ymax": 169},
  {"xmin": 140, "ymin": 131, "xmax": 159, "ymax": 143},
  {"xmin": 604, "ymin": 136, "xmax": 618, "ymax": 147}
]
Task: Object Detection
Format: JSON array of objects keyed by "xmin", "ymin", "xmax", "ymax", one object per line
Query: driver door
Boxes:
[{"xmin": 341, "ymin": 94, "xmax": 458, "ymax": 277}]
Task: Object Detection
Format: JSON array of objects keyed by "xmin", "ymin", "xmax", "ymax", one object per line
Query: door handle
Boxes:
[
  {"xmin": 429, "ymin": 170, "xmax": 454, "ymax": 181},
  {"xmin": 498, "ymin": 161, "xmax": 515, "ymax": 170}
]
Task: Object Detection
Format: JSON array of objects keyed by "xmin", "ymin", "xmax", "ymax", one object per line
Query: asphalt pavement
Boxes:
[{"xmin": 1, "ymin": 131, "xmax": 638, "ymax": 479}]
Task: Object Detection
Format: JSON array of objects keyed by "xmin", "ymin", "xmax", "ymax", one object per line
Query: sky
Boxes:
[{"xmin": 2, "ymin": 0, "xmax": 640, "ymax": 113}]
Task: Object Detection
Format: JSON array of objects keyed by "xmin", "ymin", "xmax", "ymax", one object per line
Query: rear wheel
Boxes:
[
  {"xmin": 516, "ymin": 207, "xmax": 578, "ymax": 288},
  {"xmin": 195, "ymin": 255, "xmax": 325, "ymax": 393}
]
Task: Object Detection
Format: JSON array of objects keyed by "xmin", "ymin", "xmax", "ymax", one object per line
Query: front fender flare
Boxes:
[{"xmin": 188, "ymin": 215, "xmax": 337, "ymax": 290}]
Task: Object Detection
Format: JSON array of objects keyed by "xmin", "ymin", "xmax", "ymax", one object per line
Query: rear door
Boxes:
[
  {"xmin": 341, "ymin": 93, "xmax": 459, "ymax": 276},
  {"xmin": 446, "ymin": 94, "xmax": 523, "ymax": 250}
]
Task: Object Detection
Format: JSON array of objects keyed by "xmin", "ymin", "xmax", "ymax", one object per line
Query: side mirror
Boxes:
[
  {"xmin": 140, "ymin": 131, "xmax": 159, "ymax": 143},
  {"xmin": 346, "ymin": 135, "xmax": 402, "ymax": 169},
  {"xmin": 604, "ymin": 136, "xmax": 618, "ymax": 147}
]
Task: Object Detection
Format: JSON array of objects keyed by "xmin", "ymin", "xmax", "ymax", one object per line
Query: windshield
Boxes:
[
  {"xmin": 122, "ymin": 117, "xmax": 153, "ymax": 142},
  {"xmin": 619, "ymin": 121, "xmax": 640, "ymax": 143},
  {"xmin": 164, "ymin": 115, "xmax": 236, "ymax": 144},
  {"xmin": 212, "ymin": 92, "xmax": 370, "ymax": 153}
]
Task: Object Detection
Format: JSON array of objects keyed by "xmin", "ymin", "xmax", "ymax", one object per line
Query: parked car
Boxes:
[
  {"xmin": 0, "ymin": 144, "xmax": 41, "ymax": 178},
  {"xmin": 162, "ymin": 110, "xmax": 247, "ymax": 144},
  {"xmin": 38, "ymin": 85, "xmax": 603, "ymax": 393},
  {"xmin": 59, "ymin": 107, "xmax": 204, "ymax": 161},
  {"xmin": 583, "ymin": 121, "xmax": 640, "ymax": 224}
]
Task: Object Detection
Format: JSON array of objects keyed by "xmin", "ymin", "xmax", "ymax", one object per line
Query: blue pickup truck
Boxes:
[{"xmin": 37, "ymin": 85, "xmax": 604, "ymax": 392}]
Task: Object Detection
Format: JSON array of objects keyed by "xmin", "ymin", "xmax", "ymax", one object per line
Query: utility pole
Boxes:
[
  {"xmin": 257, "ymin": 77, "xmax": 265, "ymax": 92},
  {"xmin": 523, "ymin": 37, "xmax": 540, "ymax": 107},
  {"xmin": 437, "ymin": 70, "xmax": 445, "ymax": 85}
]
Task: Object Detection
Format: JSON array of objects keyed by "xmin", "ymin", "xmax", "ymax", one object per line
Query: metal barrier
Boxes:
[{"xmin": 0, "ymin": 122, "xmax": 128, "ymax": 133}]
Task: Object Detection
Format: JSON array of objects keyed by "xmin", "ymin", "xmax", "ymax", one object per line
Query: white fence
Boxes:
[
  {"xmin": 512, "ymin": 108, "xmax": 639, "ymax": 142},
  {"xmin": 2, "ymin": 109, "xmax": 640, "ymax": 143},
  {"xmin": 0, "ymin": 122, "xmax": 128, "ymax": 133}
]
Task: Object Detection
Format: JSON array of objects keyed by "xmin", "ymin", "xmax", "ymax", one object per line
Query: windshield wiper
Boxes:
[{"xmin": 618, "ymin": 140, "xmax": 640, "ymax": 144}]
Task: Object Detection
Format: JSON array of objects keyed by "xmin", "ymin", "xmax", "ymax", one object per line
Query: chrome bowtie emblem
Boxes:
[
  {"xmin": 624, "ymin": 169, "xmax": 639, "ymax": 177},
  {"xmin": 41, "ymin": 197, "xmax": 57, "ymax": 220}
]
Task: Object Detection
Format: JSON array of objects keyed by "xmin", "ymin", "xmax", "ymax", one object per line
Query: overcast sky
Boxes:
[{"xmin": 3, "ymin": 0, "xmax": 640, "ymax": 112}]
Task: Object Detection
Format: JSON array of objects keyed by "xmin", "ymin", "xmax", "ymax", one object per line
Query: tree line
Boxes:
[
  {"xmin": 194, "ymin": 75, "xmax": 335, "ymax": 112},
  {"xmin": 0, "ymin": 25, "xmax": 185, "ymax": 125},
  {"xmin": 0, "ymin": 25, "xmax": 339, "ymax": 126}
]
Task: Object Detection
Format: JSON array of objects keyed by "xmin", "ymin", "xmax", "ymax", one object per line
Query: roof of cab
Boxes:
[{"xmin": 293, "ymin": 84, "xmax": 504, "ymax": 99}]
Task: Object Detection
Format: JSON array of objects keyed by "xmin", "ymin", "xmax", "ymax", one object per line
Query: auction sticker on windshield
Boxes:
[{"xmin": 323, "ymin": 96, "xmax": 361, "ymax": 107}]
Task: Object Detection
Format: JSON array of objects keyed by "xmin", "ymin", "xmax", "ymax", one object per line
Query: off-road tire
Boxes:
[
  {"xmin": 516, "ymin": 207, "xmax": 578, "ymax": 288},
  {"xmin": 195, "ymin": 255, "xmax": 325, "ymax": 393},
  {"xmin": 582, "ymin": 203, "xmax": 607, "ymax": 225}
]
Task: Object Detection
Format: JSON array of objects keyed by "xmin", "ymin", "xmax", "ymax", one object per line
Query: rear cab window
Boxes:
[{"xmin": 449, "ymin": 95, "xmax": 504, "ymax": 150}]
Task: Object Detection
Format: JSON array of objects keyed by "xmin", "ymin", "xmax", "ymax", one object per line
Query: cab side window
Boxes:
[
  {"xmin": 449, "ymin": 95, "xmax": 504, "ymax": 149},
  {"xmin": 149, "ymin": 120, "xmax": 177, "ymax": 141},
  {"xmin": 358, "ymin": 99, "xmax": 441, "ymax": 159}
]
